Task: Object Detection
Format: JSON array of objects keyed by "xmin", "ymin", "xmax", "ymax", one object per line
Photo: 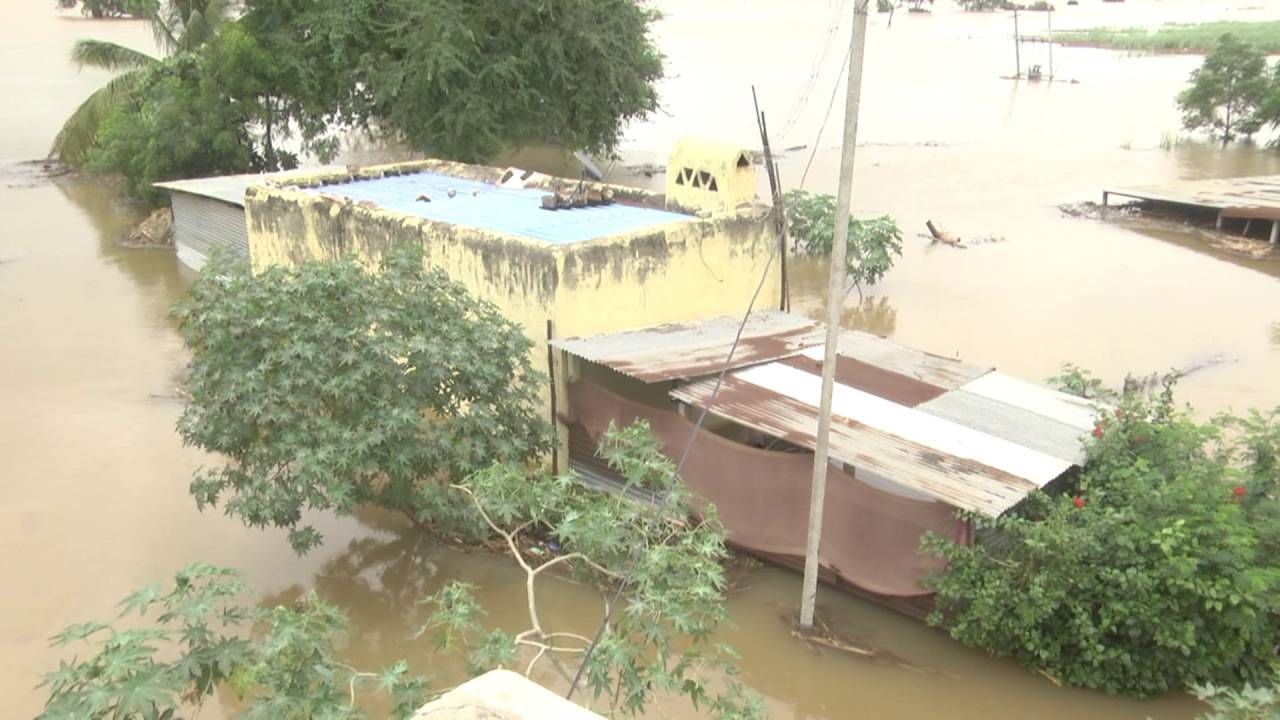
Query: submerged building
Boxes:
[
  {"xmin": 552, "ymin": 312, "xmax": 1099, "ymax": 616},
  {"xmin": 240, "ymin": 145, "xmax": 777, "ymax": 463}
]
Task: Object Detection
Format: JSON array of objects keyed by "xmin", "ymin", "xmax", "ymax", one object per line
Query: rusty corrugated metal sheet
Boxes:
[
  {"xmin": 551, "ymin": 311, "xmax": 826, "ymax": 383},
  {"xmin": 671, "ymin": 375, "xmax": 1038, "ymax": 517},
  {"xmin": 799, "ymin": 332, "xmax": 991, "ymax": 390}
]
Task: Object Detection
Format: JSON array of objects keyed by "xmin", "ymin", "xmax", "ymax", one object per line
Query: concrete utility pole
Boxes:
[{"xmin": 799, "ymin": 0, "xmax": 871, "ymax": 630}]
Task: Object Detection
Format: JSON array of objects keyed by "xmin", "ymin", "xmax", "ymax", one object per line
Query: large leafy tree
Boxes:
[
  {"xmin": 1177, "ymin": 33, "xmax": 1271, "ymax": 145},
  {"xmin": 925, "ymin": 382, "xmax": 1280, "ymax": 697},
  {"xmin": 234, "ymin": 0, "xmax": 664, "ymax": 163},
  {"xmin": 50, "ymin": 0, "xmax": 231, "ymax": 166},
  {"xmin": 174, "ymin": 245, "xmax": 550, "ymax": 554},
  {"xmin": 85, "ymin": 23, "xmax": 291, "ymax": 204}
]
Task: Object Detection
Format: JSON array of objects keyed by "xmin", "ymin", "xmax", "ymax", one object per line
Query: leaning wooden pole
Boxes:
[{"xmin": 799, "ymin": 0, "xmax": 869, "ymax": 630}]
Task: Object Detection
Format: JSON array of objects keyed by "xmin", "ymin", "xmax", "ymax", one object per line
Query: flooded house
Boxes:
[
  {"xmin": 552, "ymin": 311, "xmax": 1099, "ymax": 616},
  {"xmin": 239, "ymin": 142, "xmax": 776, "ymax": 461}
]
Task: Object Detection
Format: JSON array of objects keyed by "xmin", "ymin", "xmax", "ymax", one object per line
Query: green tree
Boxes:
[
  {"xmin": 85, "ymin": 24, "xmax": 289, "ymax": 204},
  {"xmin": 50, "ymin": 0, "xmax": 230, "ymax": 166},
  {"xmin": 925, "ymin": 382, "xmax": 1280, "ymax": 697},
  {"xmin": 41, "ymin": 424, "xmax": 761, "ymax": 719},
  {"xmin": 37, "ymin": 564, "xmax": 427, "ymax": 720},
  {"xmin": 425, "ymin": 421, "xmax": 763, "ymax": 719},
  {"xmin": 1195, "ymin": 682, "xmax": 1280, "ymax": 720},
  {"xmin": 1177, "ymin": 33, "xmax": 1270, "ymax": 145},
  {"xmin": 234, "ymin": 0, "xmax": 664, "ymax": 163},
  {"xmin": 174, "ymin": 245, "xmax": 550, "ymax": 554},
  {"xmin": 783, "ymin": 189, "xmax": 903, "ymax": 300}
]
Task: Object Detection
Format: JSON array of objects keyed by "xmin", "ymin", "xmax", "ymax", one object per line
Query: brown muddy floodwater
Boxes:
[{"xmin": 7, "ymin": 0, "xmax": 1280, "ymax": 717}]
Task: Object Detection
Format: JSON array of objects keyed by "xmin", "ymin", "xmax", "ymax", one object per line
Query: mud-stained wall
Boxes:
[{"xmin": 243, "ymin": 160, "xmax": 780, "ymax": 465}]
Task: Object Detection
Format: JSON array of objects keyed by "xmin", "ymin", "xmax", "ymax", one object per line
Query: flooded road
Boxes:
[{"xmin": 6, "ymin": 0, "xmax": 1280, "ymax": 717}]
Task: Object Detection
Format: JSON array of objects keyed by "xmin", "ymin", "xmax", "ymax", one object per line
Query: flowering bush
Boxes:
[{"xmin": 924, "ymin": 381, "xmax": 1280, "ymax": 697}]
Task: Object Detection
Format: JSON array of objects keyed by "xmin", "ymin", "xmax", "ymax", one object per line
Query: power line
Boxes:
[
  {"xmin": 565, "ymin": 185, "xmax": 784, "ymax": 704},
  {"xmin": 799, "ymin": 30, "xmax": 856, "ymax": 189},
  {"xmin": 777, "ymin": 0, "xmax": 850, "ymax": 141}
]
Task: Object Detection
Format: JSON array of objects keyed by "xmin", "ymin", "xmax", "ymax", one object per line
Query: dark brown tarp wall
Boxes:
[{"xmin": 567, "ymin": 380, "xmax": 971, "ymax": 597}]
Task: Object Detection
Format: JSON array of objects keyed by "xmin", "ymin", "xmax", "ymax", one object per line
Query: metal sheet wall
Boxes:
[{"xmin": 171, "ymin": 193, "xmax": 249, "ymax": 271}]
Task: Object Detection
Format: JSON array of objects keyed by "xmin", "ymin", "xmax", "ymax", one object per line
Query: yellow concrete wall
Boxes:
[{"xmin": 244, "ymin": 159, "xmax": 780, "ymax": 465}]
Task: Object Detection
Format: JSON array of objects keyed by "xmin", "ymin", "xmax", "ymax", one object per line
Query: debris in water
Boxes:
[{"xmin": 416, "ymin": 193, "xmax": 431, "ymax": 203}]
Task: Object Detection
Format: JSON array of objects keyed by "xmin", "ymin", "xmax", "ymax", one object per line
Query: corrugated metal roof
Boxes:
[
  {"xmin": 959, "ymin": 372, "xmax": 1100, "ymax": 431},
  {"xmin": 552, "ymin": 312, "xmax": 826, "ymax": 383},
  {"xmin": 670, "ymin": 375, "xmax": 1038, "ymax": 517},
  {"xmin": 919, "ymin": 389, "xmax": 1090, "ymax": 466},
  {"xmin": 155, "ymin": 166, "xmax": 343, "ymax": 207},
  {"xmin": 154, "ymin": 175, "xmax": 262, "ymax": 206},
  {"xmin": 302, "ymin": 172, "xmax": 694, "ymax": 245},
  {"xmin": 722, "ymin": 362, "xmax": 1072, "ymax": 485},
  {"xmin": 557, "ymin": 312, "xmax": 1091, "ymax": 515},
  {"xmin": 797, "ymin": 332, "xmax": 991, "ymax": 390}
]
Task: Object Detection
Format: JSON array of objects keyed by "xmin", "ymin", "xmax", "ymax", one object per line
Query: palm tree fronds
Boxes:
[
  {"xmin": 71, "ymin": 39, "xmax": 157, "ymax": 72},
  {"xmin": 49, "ymin": 70, "xmax": 146, "ymax": 165}
]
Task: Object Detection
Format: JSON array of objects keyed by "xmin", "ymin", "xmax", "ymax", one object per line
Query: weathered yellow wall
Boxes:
[
  {"xmin": 244, "ymin": 159, "xmax": 780, "ymax": 466},
  {"xmin": 664, "ymin": 138, "xmax": 757, "ymax": 214}
]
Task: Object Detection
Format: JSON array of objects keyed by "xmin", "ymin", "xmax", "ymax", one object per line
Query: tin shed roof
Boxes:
[
  {"xmin": 301, "ymin": 172, "xmax": 694, "ymax": 245},
  {"xmin": 559, "ymin": 312, "xmax": 1100, "ymax": 517},
  {"xmin": 551, "ymin": 312, "xmax": 826, "ymax": 383},
  {"xmin": 671, "ymin": 362, "xmax": 1072, "ymax": 517},
  {"xmin": 155, "ymin": 167, "xmax": 343, "ymax": 207}
]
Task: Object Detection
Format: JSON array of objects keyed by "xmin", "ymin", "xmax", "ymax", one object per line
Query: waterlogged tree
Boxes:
[
  {"xmin": 425, "ymin": 422, "xmax": 764, "ymax": 719},
  {"xmin": 175, "ymin": 245, "xmax": 550, "ymax": 554},
  {"xmin": 1177, "ymin": 33, "xmax": 1270, "ymax": 145},
  {"xmin": 1046, "ymin": 362, "xmax": 1118, "ymax": 402},
  {"xmin": 783, "ymin": 189, "xmax": 903, "ymax": 300},
  {"xmin": 37, "ymin": 564, "xmax": 426, "ymax": 720},
  {"xmin": 50, "ymin": 0, "xmax": 230, "ymax": 166},
  {"xmin": 925, "ymin": 381, "xmax": 1280, "ymax": 697}
]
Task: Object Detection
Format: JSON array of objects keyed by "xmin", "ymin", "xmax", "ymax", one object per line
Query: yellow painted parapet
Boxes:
[{"xmin": 664, "ymin": 138, "xmax": 757, "ymax": 214}]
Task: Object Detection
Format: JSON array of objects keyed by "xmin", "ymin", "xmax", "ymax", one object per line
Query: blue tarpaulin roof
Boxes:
[{"xmin": 303, "ymin": 172, "xmax": 693, "ymax": 245}]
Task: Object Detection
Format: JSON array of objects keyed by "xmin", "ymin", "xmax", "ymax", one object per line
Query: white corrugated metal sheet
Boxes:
[
  {"xmin": 960, "ymin": 372, "xmax": 1100, "ymax": 430},
  {"xmin": 170, "ymin": 194, "xmax": 249, "ymax": 272},
  {"xmin": 551, "ymin": 312, "xmax": 826, "ymax": 382},
  {"xmin": 729, "ymin": 362, "xmax": 1073, "ymax": 484},
  {"xmin": 918, "ymin": 389, "xmax": 1091, "ymax": 465}
]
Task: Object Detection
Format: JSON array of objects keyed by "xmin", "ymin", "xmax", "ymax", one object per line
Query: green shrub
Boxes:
[{"xmin": 926, "ymin": 382, "xmax": 1280, "ymax": 697}]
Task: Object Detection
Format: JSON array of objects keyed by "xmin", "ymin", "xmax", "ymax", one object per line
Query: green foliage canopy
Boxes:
[
  {"xmin": 1178, "ymin": 33, "xmax": 1270, "ymax": 144},
  {"xmin": 174, "ymin": 245, "xmax": 550, "ymax": 554},
  {"xmin": 60, "ymin": 0, "xmax": 665, "ymax": 202},
  {"xmin": 37, "ymin": 563, "xmax": 426, "ymax": 720},
  {"xmin": 783, "ymin": 189, "xmax": 903, "ymax": 300},
  {"xmin": 425, "ymin": 421, "xmax": 764, "ymax": 719},
  {"xmin": 926, "ymin": 382, "xmax": 1280, "ymax": 697}
]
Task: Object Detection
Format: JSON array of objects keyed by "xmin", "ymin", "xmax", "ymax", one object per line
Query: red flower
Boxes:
[
  {"xmin": 1073, "ymin": 496, "xmax": 1085, "ymax": 509},
  {"xmin": 1234, "ymin": 486, "xmax": 1246, "ymax": 497},
  {"xmin": 1092, "ymin": 424, "xmax": 1104, "ymax": 439}
]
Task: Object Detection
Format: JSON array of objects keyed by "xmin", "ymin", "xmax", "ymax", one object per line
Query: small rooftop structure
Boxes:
[
  {"xmin": 155, "ymin": 167, "xmax": 337, "ymax": 271},
  {"xmin": 1103, "ymin": 174, "xmax": 1280, "ymax": 243}
]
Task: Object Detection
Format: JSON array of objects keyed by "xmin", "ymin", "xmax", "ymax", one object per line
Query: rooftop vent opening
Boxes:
[{"xmin": 736, "ymin": 152, "xmax": 751, "ymax": 168}]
